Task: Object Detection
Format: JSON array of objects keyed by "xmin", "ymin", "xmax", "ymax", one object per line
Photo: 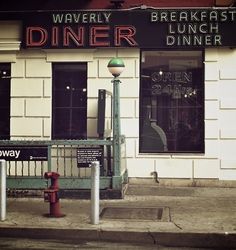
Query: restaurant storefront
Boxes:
[{"xmin": 1, "ymin": 2, "xmax": 236, "ymax": 191}]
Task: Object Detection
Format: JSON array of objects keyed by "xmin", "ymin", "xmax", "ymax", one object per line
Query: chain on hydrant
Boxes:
[{"xmin": 43, "ymin": 172, "xmax": 65, "ymax": 217}]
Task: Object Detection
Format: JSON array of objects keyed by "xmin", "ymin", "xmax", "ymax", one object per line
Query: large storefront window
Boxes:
[
  {"xmin": 140, "ymin": 50, "xmax": 204, "ymax": 153},
  {"xmin": 52, "ymin": 63, "xmax": 87, "ymax": 139},
  {"xmin": 0, "ymin": 64, "xmax": 10, "ymax": 140}
]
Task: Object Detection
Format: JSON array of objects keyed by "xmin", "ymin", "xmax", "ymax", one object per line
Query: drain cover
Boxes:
[{"xmin": 100, "ymin": 206, "xmax": 170, "ymax": 221}]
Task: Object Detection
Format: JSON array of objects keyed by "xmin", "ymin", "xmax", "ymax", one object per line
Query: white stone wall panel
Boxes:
[
  {"xmin": 94, "ymin": 49, "xmax": 116, "ymax": 58},
  {"xmin": 125, "ymin": 138, "xmax": 136, "ymax": 158},
  {"xmin": 126, "ymin": 158, "xmax": 155, "ymax": 177},
  {"xmin": 120, "ymin": 79, "xmax": 139, "ymax": 98},
  {"xmin": 25, "ymin": 59, "xmax": 51, "ymax": 78},
  {"xmin": 205, "ymin": 82, "xmax": 219, "ymax": 100},
  {"xmin": 205, "ymin": 139, "xmax": 219, "ymax": 159},
  {"xmin": 88, "ymin": 78, "xmax": 112, "ymax": 97},
  {"xmin": 205, "ymin": 120, "xmax": 219, "ymax": 139},
  {"xmin": 43, "ymin": 79, "xmax": 52, "ymax": 97},
  {"xmin": 11, "ymin": 59, "xmax": 25, "ymax": 78},
  {"xmin": 219, "ymin": 110, "xmax": 236, "ymax": 138},
  {"xmin": 219, "ymin": 80, "xmax": 236, "ymax": 100},
  {"xmin": 87, "ymin": 118, "xmax": 97, "ymax": 138},
  {"xmin": 205, "ymin": 100, "xmax": 219, "ymax": 119},
  {"xmin": 219, "ymin": 169, "xmax": 236, "ymax": 180},
  {"xmin": 194, "ymin": 159, "xmax": 220, "ymax": 178},
  {"xmin": 11, "ymin": 118, "xmax": 42, "ymax": 137},
  {"xmin": 221, "ymin": 160, "xmax": 236, "ymax": 169},
  {"xmin": 88, "ymin": 60, "xmax": 98, "ymax": 78},
  {"xmin": 220, "ymin": 98, "xmax": 236, "ymax": 109},
  {"xmin": 11, "ymin": 98, "xmax": 25, "ymax": 117},
  {"xmin": 46, "ymin": 50, "xmax": 94, "ymax": 62},
  {"xmin": 220, "ymin": 140, "xmax": 236, "ymax": 160},
  {"xmin": 0, "ymin": 53, "xmax": 16, "ymax": 62},
  {"xmin": 205, "ymin": 48, "xmax": 218, "ymax": 62},
  {"xmin": 11, "ymin": 79, "xmax": 43, "ymax": 97},
  {"xmin": 120, "ymin": 99, "xmax": 135, "ymax": 118},
  {"xmin": 87, "ymin": 98, "xmax": 98, "ymax": 118},
  {"xmin": 155, "ymin": 159, "xmax": 193, "ymax": 179},
  {"xmin": 25, "ymin": 99, "xmax": 51, "ymax": 117},
  {"xmin": 121, "ymin": 119, "xmax": 139, "ymax": 137},
  {"xmin": 204, "ymin": 62, "xmax": 219, "ymax": 81},
  {"xmin": 43, "ymin": 118, "xmax": 51, "ymax": 138}
]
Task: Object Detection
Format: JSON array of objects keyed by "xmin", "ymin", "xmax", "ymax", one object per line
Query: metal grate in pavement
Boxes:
[{"xmin": 100, "ymin": 206, "xmax": 170, "ymax": 221}]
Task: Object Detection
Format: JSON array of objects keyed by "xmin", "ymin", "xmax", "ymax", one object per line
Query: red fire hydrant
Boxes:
[{"xmin": 44, "ymin": 172, "xmax": 64, "ymax": 217}]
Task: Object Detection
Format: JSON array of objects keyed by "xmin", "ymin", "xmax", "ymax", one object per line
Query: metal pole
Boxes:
[
  {"xmin": 112, "ymin": 77, "xmax": 121, "ymax": 177},
  {"xmin": 91, "ymin": 161, "xmax": 100, "ymax": 225},
  {"xmin": 0, "ymin": 160, "xmax": 6, "ymax": 221}
]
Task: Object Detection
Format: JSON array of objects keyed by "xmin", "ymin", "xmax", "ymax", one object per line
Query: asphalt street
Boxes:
[{"xmin": 0, "ymin": 237, "xmax": 211, "ymax": 250}]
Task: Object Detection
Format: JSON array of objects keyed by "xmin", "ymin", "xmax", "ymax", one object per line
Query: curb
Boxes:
[{"xmin": 0, "ymin": 227, "xmax": 236, "ymax": 248}]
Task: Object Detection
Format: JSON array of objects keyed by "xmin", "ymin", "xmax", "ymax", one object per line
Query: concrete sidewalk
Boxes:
[{"xmin": 0, "ymin": 185, "xmax": 236, "ymax": 248}]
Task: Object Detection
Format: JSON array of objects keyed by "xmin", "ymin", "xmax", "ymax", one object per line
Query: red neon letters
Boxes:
[{"xmin": 26, "ymin": 25, "xmax": 138, "ymax": 48}]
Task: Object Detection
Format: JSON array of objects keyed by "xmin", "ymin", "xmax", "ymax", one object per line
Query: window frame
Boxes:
[
  {"xmin": 0, "ymin": 63, "xmax": 11, "ymax": 140},
  {"xmin": 52, "ymin": 62, "xmax": 87, "ymax": 140},
  {"xmin": 139, "ymin": 49, "xmax": 205, "ymax": 154}
]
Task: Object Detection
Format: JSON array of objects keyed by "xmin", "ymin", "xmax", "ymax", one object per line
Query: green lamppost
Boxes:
[{"xmin": 107, "ymin": 58, "xmax": 125, "ymax": 186}]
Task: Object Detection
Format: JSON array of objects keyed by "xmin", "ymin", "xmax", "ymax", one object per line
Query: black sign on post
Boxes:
[
  {"xmin": 0, "ymin": 146, "xmax": 48, "ymax": 161},
  {"xmin": 77, "ymin": 147, "xmax": 103, "ymax": 168}
]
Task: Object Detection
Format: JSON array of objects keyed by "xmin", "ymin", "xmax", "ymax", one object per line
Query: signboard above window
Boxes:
[{"xmin": 1, "ymin": 8, "xmax": 233, "ymax": 49}]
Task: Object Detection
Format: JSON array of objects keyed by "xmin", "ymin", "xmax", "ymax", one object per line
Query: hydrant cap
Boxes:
[{"xmin": 44, "ymin": 172, "xmax": 60, "ymax": 179}]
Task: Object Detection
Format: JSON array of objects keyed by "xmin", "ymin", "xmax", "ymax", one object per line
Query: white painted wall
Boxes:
[
  {"xmin": 1, "ymin": 21, "xmax": 236, "ymax": 180},
  {"xmin": 10, "ymin": 51, "xmax": 52, "ymax": 139}
]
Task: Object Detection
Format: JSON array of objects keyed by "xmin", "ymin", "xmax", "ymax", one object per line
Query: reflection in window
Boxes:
[{"xmin": 140, "ymin": 51, "xmax": 204, "ymax": 153}]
